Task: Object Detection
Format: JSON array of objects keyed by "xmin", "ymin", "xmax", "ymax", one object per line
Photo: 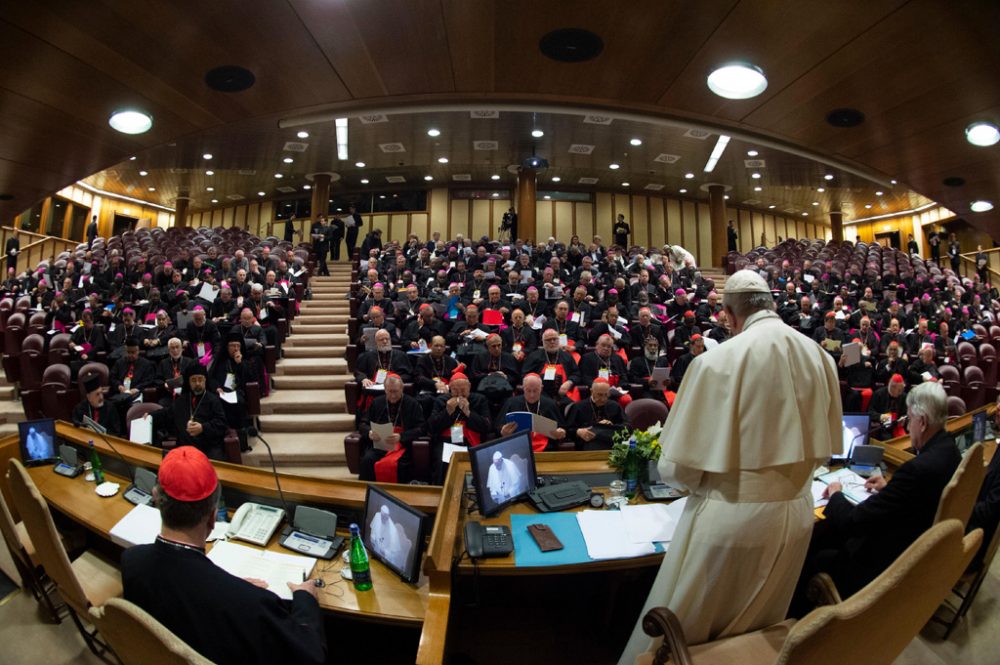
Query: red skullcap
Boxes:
[
  {"xmin": 450, "ymin": 372, "xmax": 469, "ymax": 382},
  {"xmin": 890, "ymin": 374, "xmax": 904, "ymax": 384},
  {"xmin": 158, "ymin": 447, "xmax": 218, "ymax": 502}
]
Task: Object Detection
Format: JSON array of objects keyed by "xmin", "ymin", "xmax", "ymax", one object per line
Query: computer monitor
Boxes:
[
  {"xmin": 468, "ymin": 431, "xmax": 537, "ymax": 517},
  {"xmin": 362, "ymin": 485, "xmax": 428, "ymax": 585},
  {"xmin": 18, "ymin": 418, "xmax": 58, "ymax": 467},
  {"xmin": 835, "ymin": 413, "xmax": 870, "ymax": 462}
]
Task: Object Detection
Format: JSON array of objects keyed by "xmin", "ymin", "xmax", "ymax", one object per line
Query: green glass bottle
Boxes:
[
  {"xmin": 349, "ymin": 523, "xmax": 373, "ymax": 591},
  {"xmin": 88, "ymin": 440, "xmax": 104, "ymax": 484}
]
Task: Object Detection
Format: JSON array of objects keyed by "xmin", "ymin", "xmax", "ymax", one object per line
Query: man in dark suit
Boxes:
[
  {"xmin": 330, "ymin": 215, "xmax": 345, "ymax": 262},
  {"xmin": 4, "ymin": 234, "xmax": 19, "ymax": 273},
  {"xmin": 122, "ymin": 447, "xmax": 326, "ymax": 665},
  {"xmin": 152, "ymin": 363, "xmax": 229, "ymax": 460},
  {"xmin": 345, "ymin": 205, "xmax": 362, "ymax": 259},
  {"xmin": 358, "ymin": 374, "xmax": 424, "ymax": 483},
  {"xmin": 795, "ymin": 382, "xmax": 960, "ymax": 610},
  {"xmin": 109, "ymin": 337, "xmax": 157, "ymax": 402},
  {"xmin": 86, "ymin": 215, "xmax": 99, "ymax": 248},
  {"xmin": 310, "ymin": 216, "xmax": 329, "ymax": 276}
]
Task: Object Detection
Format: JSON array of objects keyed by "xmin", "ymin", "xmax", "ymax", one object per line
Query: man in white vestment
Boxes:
[
  {"xmin": 369, "ymin": 505, "xmax": 406, "ymax": 571},
  {"xmin": 486, "ymin": 451, "xmax": 524, "ymax": 504},
  {"xmin": 619, "ymin": 270, "xmax": 841, "ymax": 664},
  {"xmin": 25, "ymin": 426, "xmax": 54, "ymax": 460}
]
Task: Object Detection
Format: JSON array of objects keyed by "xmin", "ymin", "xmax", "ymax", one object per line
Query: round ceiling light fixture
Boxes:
[
  {"xmin": 551, "ymin": 176, "xmax": 561, "ymax": 182},
  {"xmin": 204, "ymin": 65, "xmax": 256, "ymax": 93},
  {"xmin": 965, "ymin": 122, "xmax": 1000, "ymax": 147},
  {"xmin": 360, "ymin": 178, "xmax": 369, "ymax": 184},
  {"xmin": 108, "ymin": 110, "xmax": 153, "ymax": 135},
  {"xmin": 437, "ymin": 157, "xmax": 449, "ymax": 164},
  {"xmin": 539, "ymin": 28, "xmax": 604, "ymax": 63},
  {"xmin": 491, "ymin": 174, "xmax": 501, "ymax": 181},
  {"xmin": 531, "ymin": 129, "xmax": 544, "ymax": 138},
  {"xmin": 424, "ymin": 175, "xmax": 433, "ymax": 181},
  {"xmin": 427, "ymin": 128, "xmax": 441, "ymax": 137},
  {"xmin": 824, "ymin": 174, "xmax": 834, "ymax": 181},
  {"xmin": 706, "ymin": 62, "xmax": 768, "ymax": 100},
  {"xmin": 609, "ymin": 163, "xmax": 620, "ymax": 170},
  {"xmin": 355, "ymin": 161, "xmax": 366, "ymax": 168},
  {"xmin": 630, "ymin": 138, "xmax": 642, "ymax": 146},
  {"xmin": 747, "ymin": 150, "xmax": 759, "ymax": 157},
  {"xmin": 297, "ymin": 131, "xmax": 309, "ymax": 139},
  {"xmin": 971, "ymin": 200, "xmax": 994, "ymax": 212}
]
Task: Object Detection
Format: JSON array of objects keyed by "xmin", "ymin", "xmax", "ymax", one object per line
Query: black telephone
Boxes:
[{"xmin": 464, "ymin": 521, "xmax": 513, "ymax": 558}]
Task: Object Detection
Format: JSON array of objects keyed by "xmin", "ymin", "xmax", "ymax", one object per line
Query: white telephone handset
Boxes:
[{"xmin": 226, "ymin": 503, "xmax": 284, "ymax": 546}]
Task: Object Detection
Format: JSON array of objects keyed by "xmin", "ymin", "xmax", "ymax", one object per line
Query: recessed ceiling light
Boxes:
[
  {"xmin": 621, "ymin": 182, "xmax": 630, "ymax": 187},
  {"xmin": 875, "ymin": 190, "xmax": 884, "ymax": 196},
  {"xmin": 747, "ymin": 150, "xmax": 759, "ymax": 157},
  {"xmin": 296, "ymin": 131, "xmax": 309, "ymax": 139},
  {"xmin": 274, "ymin": 173, "xmax": 283, "ymax": 179},
  {"xmin": 865, "ymin": 204, "xmax": 872, "ymax": 209},
  {"xmin": 211, "ymin": 199, "xmax": 218, "ymax": 203},
  {"xmin": 812, "ymin": 202, "xmax": 819, "ymax": 206},
  {"xmin": 890, "ymin": 179, "xmax": 898, "ymax": 185},
  {"xmin": 205, "ymin": 170, "xmax": 214, "ymax": 176},
  {"xmin": 768, "ymin": 205, "xmax": 776, "ymax": 209},
  {"xmin": 257, "ymin": 191, "xmax": 266, "ymax": 196},
  {"xmin": 491, "ymin": 192, "xmax": 500, "ymax": 197},
  {"xmin": 355, "ymin": 161, "xmax": 366, "ymax": 168},
  {"xmin": 531, "ymin": 129, "xmax": 544, "ymax": 138},
  {"xmin": 138, "ymin": 170, "xmax": 148, "ymax": 176},
  {"xmin": 360, "ymin": 178, "xmax": 369, "ymax": 184},
  {"xmin": 753, "ymin": 186, "xmax": 762, "ymax": 192},
  {"xmin": 379, "ymin": 195, "xmax": 386, "ymax": 199},
  {"xmin": 971, "ymin": 200, "xmax": 995, "ymax": 212},
  {"xmin": 148, "ymin": 187, "xmax": 155, "ymax": 191},
  {"xmin": 437, "ymin": 157, "xmax": 449, "ymax": 164},
  {"xmin": 202, "ymin": 153, "xmax": 213, "ymax": 160},
  {"xmin": 108, "ymin": 109, "xmax": 153, "ymax": 134},
  {"xmin": 751, "ymin": 173, "xmax": 762, "ymax": 179},
  {"xmin": 129, "ymin": 156, "xmax": 136, "ymax": 161},
  {"xmin": 679, "ymin": 188, "xmax": 688, "ymax": 194},
  {"xmin": 491, "ymin": 174, "xmax": 501, "ymax": 181},
  {"xmin": 966, "ymin": 122, "xmax": 1000, "ymax": 147},
  {"xmin": 609, "ymin": 163, "xmax": 620, "ymax": 170},
  {"xmin": 543, "ymin": 195, "xmax": 551, "ymax": 200},
  {"xmin": 427, "ymin": 128, "xmax": 441, "ymax": 137},
  {"xmin": 551, "ymin": 176, "xmax": 561, "ymax": 182},
  {"xmin": 424, "ymin": 175, "xmax": 433, "ymax": 181},
  {"xmin": 684, "ymin": 172, "xmax": 695, "ymax": 179},
  {"xmin": 206, "ymin": 187, "xmax": 214, "ymax": 192},
  {"xmin": 824, "ymin": 174, "xmax": 834, "ymax": 181},
  {"xmin": 706, "ymin": 62, "xmax": 768, "ymax": 99},
  {"xmin": 630, "ymin": 138, "xmax": 642, "ymax": 146},
  {"xmin": 801, "ymin": 212, "xmax": 808, "ymax": 217},
  {"xmin": 303, "ymin": 185, "xmax": 311, "ymax": 190},
  {"xmin": 283, "ymin": 157, "xmax": 293, "ymax": 164},
  {"xmin": 724, "ymin": 195, "xmax": 730, "ymax": 200},
  {"xmin": 817, "ymin": 187, "xmax": 825, "ymax": 192}
]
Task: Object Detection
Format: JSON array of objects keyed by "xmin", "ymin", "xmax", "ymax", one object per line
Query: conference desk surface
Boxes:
[{"xmin": 0, "ymin": 423, "xmax": 437, "ymax": 627}]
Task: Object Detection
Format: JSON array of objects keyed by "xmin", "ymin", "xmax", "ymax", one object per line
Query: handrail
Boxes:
[
  {"xmin": 0, "ymin": 226, "xmax": 80, "ymax": 275},
  {"xmin": 957, "ymin": 249, "xmax": 1000, "ymax": 281}
]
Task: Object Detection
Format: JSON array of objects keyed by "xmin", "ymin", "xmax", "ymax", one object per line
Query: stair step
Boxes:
[
  {"xmin": 290, "ymin": 323, "xmax": 343, "ymax": 335},
  {"xmin": 298, "ymin": 306, "xmax": 349, "ymax": 315},
  {"xmin": 260, "ymin": 389, "xmax": 345, "ymax": 414},
  {"xmin": 257, "ymin": 413, "xmax": 355, "ymax": 433},
  {"xmin": 286, "ymin": 333, "xmax": 349, "ymax": 347},
  {"xmin": 272, "ymin": 374, "xmax": 351, "ymax": 389},
  {"xmin": 242, "ymin": 432, "xmax": 349, "ymax": 467},
  {"xmin": 0, "ymin": 400, "xmax": 25, "ymax": 425},
  {"xmin": 283, "ymin": 345, "xmax": 344, "ymax": 358},
  {"xmin": 0, "ymin": 386, "xmax": 14, "ymax": 399},
  {"xmin": 274, "ymin": 357, "xmax": 347, "ymax": 375},
  {"xmin": 293, "ymin": 314, "xmax": 347, "ymax": 325}
]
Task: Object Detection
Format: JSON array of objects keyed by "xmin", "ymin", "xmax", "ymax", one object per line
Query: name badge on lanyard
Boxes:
[
  {"xmin": 224, "ymin": 372, "xmax": 236, "ymax": 390},
  {"xmin": 196, "ymin": 342, "xmax": 207, "ymax": 358},
  {"xmin": 598, "ymin": 368, "xmax": 610, "ymax": 380},
  {"xmin": 375, "ymin": 368, "xmax": 388, "ymax": 384},
  {"xmin": 450, "ymin": 424, "xmax": 464, "ymax": 444},
  {"xmin": 513, "ymin": 342, "xmax": 523, "ymax": 353},
  {"xmin": 123, "ymin": 377, "xmax": 132, "ymax": 391},
  {"xmin": 473, "ymin": 290, "xmax": 481, "ymax": 300},
  {"xmin": 543, "ymin": 364, "xmax": 558, "ymax": 381},
  {"xmin": 559, "ymin": 333, "xmax": 568, "ymax": 348}
]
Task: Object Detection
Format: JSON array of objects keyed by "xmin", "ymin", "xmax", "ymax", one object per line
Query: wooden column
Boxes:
[
  {"xmin": 517, "ymin": 168, "xmax": 536, "ymax": 243},
  {"xmin": 174, "ymin": 197, "xmax": 190, "ymax": 228},
  {"xmin": 830, "ymin": 211, "xmax": 844, "ymax": 243},
  {"xmin": 310, "ymin": 173, "xmax": 332, "ymax": 221},
  {"xmin": 708, "ymin": 185, "xmax": 727, "ymax": 268}
]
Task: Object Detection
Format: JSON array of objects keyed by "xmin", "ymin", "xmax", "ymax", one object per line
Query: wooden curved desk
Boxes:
[{"xmin": 0, "ymin": 422, "xmax": 442, "ymax": 627}]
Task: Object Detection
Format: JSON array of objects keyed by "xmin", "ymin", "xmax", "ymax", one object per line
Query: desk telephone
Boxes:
[
  {"xmin": 226, "ymin": 503, "xmax": 285, "ymax": 546},
  {"xmin": 464, "ymin": 521, "xmax": 513, "ymax": 558}
]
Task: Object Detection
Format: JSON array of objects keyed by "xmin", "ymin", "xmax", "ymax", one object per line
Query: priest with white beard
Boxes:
[{"xmin": 618, "ymin": 270, "xmax": 841, "ymax": 664}]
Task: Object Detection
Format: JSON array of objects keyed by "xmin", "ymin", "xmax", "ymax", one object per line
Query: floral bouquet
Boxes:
[{"xmin": 609, "ymin": 422, "xmax": 664, "ymax": 496}]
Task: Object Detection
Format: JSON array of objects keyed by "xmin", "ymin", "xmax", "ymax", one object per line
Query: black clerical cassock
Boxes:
[
  {"xmin": 359, "ymin": 393, "xmax": 424, "ymax": 483},
  {"xmin": 565, "ymin": 397, "xmax": 625, "ymax": 451},
  {"xmin": 494, "ymin": 393, "xmax": 564, "ymax": 452}
]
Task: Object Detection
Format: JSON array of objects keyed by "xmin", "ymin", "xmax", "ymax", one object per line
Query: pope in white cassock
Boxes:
[
  {"xmin": 619, "ymin": 270, "xmax": 841, "ymax": 664},
  {"xmin": 486, "ymin": 451, "xmax": 524, "ymax": 505},
  {"xmin": 25, "ymin": 426, "xmax": 53, "ymax": 460},
  {"xmin": 369, "ymin": 505, "xmax": 407, "ymax": 571}
]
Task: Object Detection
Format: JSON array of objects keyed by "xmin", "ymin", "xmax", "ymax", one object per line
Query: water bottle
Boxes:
[
  {"xmin": 88, "ymin": 440, "xmax": 104, "ymax": 484},
  {"xmin": 349, "ymin": 523, "xmax": 373, "ymax": 591}
]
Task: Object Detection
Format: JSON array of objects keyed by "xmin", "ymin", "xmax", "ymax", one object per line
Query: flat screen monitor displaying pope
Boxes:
[
  {"xmin": 835, "ymin": 413, "xmax": 870, "ymax": 462},
  {"xmin": 18, "ymin": 418, "xmax": 57, "ymax": 466},
  {"xmin": 362, "ymin": 485, "xmax": 428, "ymax": 585},
  {"xmin": 469, "ymin": 431, "xmax": 537, "ymax": 517}
]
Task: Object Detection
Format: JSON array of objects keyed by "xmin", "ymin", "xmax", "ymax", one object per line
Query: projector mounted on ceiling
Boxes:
[{"xmin": 522, "ymin": 155, "xmax": 549, "ymax": 171}]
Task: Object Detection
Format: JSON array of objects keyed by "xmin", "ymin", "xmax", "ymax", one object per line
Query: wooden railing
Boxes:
[
  {"xmin": 956, "ymin": 247, "xmax": 1000, "ymax": 282},
  {"xmin": 0, "ymin": 226, "xmax": 80, "ymax": 275}
]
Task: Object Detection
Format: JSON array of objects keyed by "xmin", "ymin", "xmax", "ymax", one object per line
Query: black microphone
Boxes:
[
  {"xmin": 82, "ymin": 415, "xmax": 136, "ymax": 485},
  {"xmin": 246, "ymin": 427, "xmax": 290, "ymax": 518}
]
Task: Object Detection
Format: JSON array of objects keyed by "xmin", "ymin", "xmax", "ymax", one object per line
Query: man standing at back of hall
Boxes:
[
  {"xmin": 345, "ymin": 204, "xmax": 362, "ymax": 260},
  {"xmin": 619, "ymin": 269, "xmax": 841, "ymax": 664}
]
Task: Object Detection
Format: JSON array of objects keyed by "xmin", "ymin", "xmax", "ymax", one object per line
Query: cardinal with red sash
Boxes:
[
  {"xmin": 578, "ymin": 334, "xmax": 633, "ymax": 407},
  {"xmin": 354, "ymin": 328, "xmax": 413, "ymax": 424},
  {"xmin": 359, "ymin": 373, "xmax": 425, "ymax": 483},
  {"xmin": 868, "ymin": 374, "xmax": 908, "ymax": 441},
  {"xmin": 495, "ymin": 373, "xmax": 568, "ymax": 452},
  {"xmin": 522, "ymin": 328, "xmax": 582, "ymax": 405},
  {"xmin": 428, "ymin": 373, "xmax": 493, "ymax": 483}
]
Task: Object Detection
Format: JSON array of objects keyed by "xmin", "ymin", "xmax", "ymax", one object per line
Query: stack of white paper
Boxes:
[
  {"xmin": 207, "ymin": 541, "xmax": 315, "ymax": 600},
  {"xmin": 110, "ymin": 504, "xmax": 162, "ymax": 548},
  {"xmin": 576, "ymin": 510, "xmax": 657, "ymax": 560},
  {"xmin": 620, "ymin": 503, "xmax": 682, "ymax": 544}
]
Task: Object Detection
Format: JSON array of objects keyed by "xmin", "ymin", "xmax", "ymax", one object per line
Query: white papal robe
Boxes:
[{"xmin": 618, "ymin": 309, "xmax": 841, "ymax": 664}]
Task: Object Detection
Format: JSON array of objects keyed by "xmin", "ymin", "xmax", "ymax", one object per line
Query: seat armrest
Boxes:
[
  {"xmin": 641, "ymin": 607, "xmax": 695, "ymax": 665},
  {"xmin": 245, "ymin": 382, "xmax": 261, "ymax": 417},
  {"xmin": 344, "ymin": 431, "xmax": 361, "ymax": 474},
  {"xmin": 345, "ymin": 382, "xmax": 359, "ymax": 415},
  {"xmin": 264, "ymin": 345, "xmax": 278, "ymax": 374},
  {"xmin": 412, "ymin": 437, "xmax": 431, "ymax": 482},
  {"xmin": 223, "ymin": 428, "xmax": 243, "ymax": 464},
  {"xmin": 806, "ymin": 572, "xmax": 843, "ymax": 607},
  {"xmin": 556, "ymin": 440, "xmax": 575, "ymax": 452}
]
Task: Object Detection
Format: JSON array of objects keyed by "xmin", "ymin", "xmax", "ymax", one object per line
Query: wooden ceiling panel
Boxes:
[{"xmin": 441, "ymin": 0, "xmax": 496, "ymax": 93}]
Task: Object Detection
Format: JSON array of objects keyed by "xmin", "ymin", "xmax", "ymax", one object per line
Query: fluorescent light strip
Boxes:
[
  {"xmin": 845, "ymin": 201, "xmax": 939, "ymax": 224},
  {"xmin": 703, "ymin": 134, "xmax": 731, "ymax": 173},
  {"xmin": 75, "ymin": 181, "xmax": 175, "ymax": 213},
  {"xmin": 335, "ymin": 117, "xmax": 348, "ymax": 160}
]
